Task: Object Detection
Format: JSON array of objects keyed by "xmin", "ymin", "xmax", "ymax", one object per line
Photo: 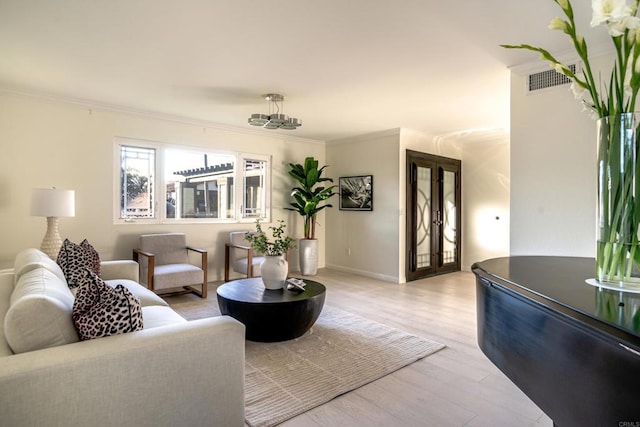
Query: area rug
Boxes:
[
  {"xmin": 242, "ymin": 305, "xmax": 445, "ymax": 427},
  {"xmin": 165, "ymin": 296, "xmax": 445, "ymax": 427}
]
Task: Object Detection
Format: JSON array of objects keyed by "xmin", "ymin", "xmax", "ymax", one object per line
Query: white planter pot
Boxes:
[
  {"xmin": 260, "ymin": 255, "xmax": 288, "ymax": 290},
  {"xmin": 299, "ymin": 239, "xmax": 319, "ymax": 276}
]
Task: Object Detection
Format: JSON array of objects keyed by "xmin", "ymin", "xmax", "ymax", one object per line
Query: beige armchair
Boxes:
[
  {"xmin": 133, "ymin": 233, "xmax": 207, "ymax": 298},
  {"xmin": 224, "ymin": 231, "xmax": 265, "ymax": 282}
]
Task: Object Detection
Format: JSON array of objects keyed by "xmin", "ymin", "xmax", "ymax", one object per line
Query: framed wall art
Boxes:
[{"xmin": 339, "ymin": 175, "xmax": 373, "ymax": 211}]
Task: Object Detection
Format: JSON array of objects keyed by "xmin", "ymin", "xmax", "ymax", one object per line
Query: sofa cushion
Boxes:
[
  {"xmin": 72, "ymin": 269, "xmax": 144, "ymax": 341},
  {"xmin": 57, "ymin": 239, "xmax": 100, "ymax": 288},
  {"xmin": 141, "ymin": 305, "xmax": 187, "ymax": 329},
  {"xmin": 4, "ymin": 268, "xmax": 78, "ymax": 354},
  {"xmin": 153, "ymin": 264, "xmax": 204, "ymax": 291},
  {"xmin": 14, "ymin": 248, "xmax": 66, "ymax": 283},
  {"xmin": 72, "ymin": 278, "xmax": 168, "ymax": 307},
  {"xmin": 103, "ymin": 279, "xmax": 168, "ymax": 307}
]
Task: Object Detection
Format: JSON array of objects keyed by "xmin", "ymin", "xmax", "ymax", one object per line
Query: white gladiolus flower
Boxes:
[
  {"xmin": 607, "ymin": 15, "xmax": 640, "ymax": 36},
  {"xmin": 549, "ymin": 16, "xmax": 568, "ymax": 31},
  {"xmin": 626, "ymin": 15, "xmax": 640, "ymax": 29},
  {"xmin": 591, "ymin": 0, "xmax": 633, "ymax": 27},
  {"xmin": 585, "ymin": 104, "xmax": 600, "ymax": 120},
  {"xmin": 553, "ymin": 63, "xmax": 570, "ymax": 76},
  {"xmin": 570, "ymin": 82, "xmax": 588, "ymax": 100}
]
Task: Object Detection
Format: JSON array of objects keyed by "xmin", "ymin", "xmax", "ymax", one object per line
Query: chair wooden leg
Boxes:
[
  {"xmin": 201, "ymin": 251, "xmax": 207, "ymax": 299},
  {"xmin": 224, "ymin": 244, "xmax": 230, "ymax": 283},
  {"xmin": 183, "ymin": 286, "xmax": 204, "ymax": 298}
]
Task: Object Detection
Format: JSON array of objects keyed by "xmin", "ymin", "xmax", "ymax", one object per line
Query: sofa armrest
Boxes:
[
  {"xmin": 100, "ymin": 260, "xmax": 139, "ymax": 282},
  {"xmin": 0, "ymin": 316, "xmax": 246, "ymax": 427}
]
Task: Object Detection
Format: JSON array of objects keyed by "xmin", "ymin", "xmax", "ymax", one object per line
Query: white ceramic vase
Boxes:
[
  {"xmin": 299, "ymin": 239, "xmax": 318, "ymax": 276},
  {"xmin": 260, "ymin": 255, "xmax": 288, "ymax": 290}
]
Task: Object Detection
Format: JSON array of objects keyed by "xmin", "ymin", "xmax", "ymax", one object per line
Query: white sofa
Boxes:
[{"xmin": 0, "ymin": 248, "xmax": 245, "ymax": 427}]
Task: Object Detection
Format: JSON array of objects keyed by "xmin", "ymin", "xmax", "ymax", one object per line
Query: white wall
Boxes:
[
  {"xmin": 2, "ymin": 92, "xmax": 513, "ymax": 283},
  {"xmin": 509, "ymin": 58, "xmax": 604, "ymax": 257},
  {"xmin": 0, "ymin": 92, "xmax": 326, "ymax": 278},
  {"xmin": 461, "ymin": 134, "xmax": 510, "ymax": 269},
  {"xmin": 326, "ymin": 129, "xmax": 496, "ymax": 283},
  {"xmin": 325, "ymin": 130, "xmax": 401, "ymax": 282}
]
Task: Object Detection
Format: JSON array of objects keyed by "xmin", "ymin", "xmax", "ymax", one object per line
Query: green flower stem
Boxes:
[{"xmin": 597, "ymin": 115, "xmax": 640, "ymax": 283}]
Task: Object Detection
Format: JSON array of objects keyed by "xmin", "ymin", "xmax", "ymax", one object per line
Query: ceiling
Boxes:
[{"xmin": 0, "ymin": 0, "xmax": 610, "ymax": 142}]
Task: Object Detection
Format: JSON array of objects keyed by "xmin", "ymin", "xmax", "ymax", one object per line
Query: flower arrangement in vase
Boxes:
[
  {"xmin": 245, "ymin": 219, "xmax": 296, "ymax": 289},
  {"xmin": 504, "ymin": 0, "xmax": 640, "ymax": 287}
]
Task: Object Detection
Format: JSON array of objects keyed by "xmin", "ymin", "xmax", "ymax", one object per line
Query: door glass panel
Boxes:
[
  {"xmin": 442, "ymin": 170, "xmax": 457, "ymax": 264},
  {"xmin": 416, "ymin": 166, "xmax": 431, "ymax": 268}
]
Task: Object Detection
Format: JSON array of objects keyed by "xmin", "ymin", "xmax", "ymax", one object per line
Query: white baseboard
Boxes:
[{"xmin": 324, "ymin": 264, "xmax": 399, "ymax": 284}]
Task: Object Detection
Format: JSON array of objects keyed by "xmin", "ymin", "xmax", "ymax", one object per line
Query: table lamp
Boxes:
[{"xmin": 31, "ymin": 188, "xmax": 75, "ymax": 259}]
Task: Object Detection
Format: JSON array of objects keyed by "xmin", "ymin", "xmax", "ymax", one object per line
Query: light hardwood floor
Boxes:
[{"xmin": 169, "ymin": 269, "xmax": 553, "ymax": 427}]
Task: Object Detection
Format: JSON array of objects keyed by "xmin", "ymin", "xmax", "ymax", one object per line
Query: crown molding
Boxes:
[
  {"xmin": 327, "ymin": 128, "xmax": 401, "ymax": 145},
  {"xmin": 0, "ymin": 86, "xmax": 325, "ymax": 145}
]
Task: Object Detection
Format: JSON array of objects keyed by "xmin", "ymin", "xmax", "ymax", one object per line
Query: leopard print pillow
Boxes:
[
  {"xmin": 72, "ymin": 269, "xmax": 143, "ymax": 341},
  {"xmin": 57, "ymin": 239, "xmax": 101, "ymax": 288},
  {"xmin": 80, "ymin": 239, "xmax": 101, "ymax": 277}
]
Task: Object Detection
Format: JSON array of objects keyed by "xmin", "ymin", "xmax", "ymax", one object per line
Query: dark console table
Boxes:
[
  {"xmin": 217, "ymin": 278, "xmax": 325, "ymax": 342},
  {"xmin": 472, "ymin": 256, "xmax": 640, "ymax": 426}
]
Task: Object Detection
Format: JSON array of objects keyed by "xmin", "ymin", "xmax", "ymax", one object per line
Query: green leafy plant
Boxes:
[
  {"xmin": 286, "ymin": 157, "xmax": 337, "ymax": 239},
  {"xmin": 244, "ymin": 219, "xmax": 296, "ymax": 256}
]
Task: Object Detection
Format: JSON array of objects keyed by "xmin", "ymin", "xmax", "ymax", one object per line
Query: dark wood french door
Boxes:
[{"xmin": 406, "ymin": 150, "xmax": 461, "ymax": 281}]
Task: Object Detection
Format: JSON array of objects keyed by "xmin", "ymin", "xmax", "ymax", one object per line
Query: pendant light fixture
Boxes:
[{"xmin": 248, "ymin": 94, "xmax": 301, "ymax": 130}]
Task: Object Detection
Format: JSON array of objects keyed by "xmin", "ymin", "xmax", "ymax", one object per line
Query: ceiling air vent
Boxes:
[{"xmin": 527, "ymin": 63, "xmax": 580, "ymax": 94}]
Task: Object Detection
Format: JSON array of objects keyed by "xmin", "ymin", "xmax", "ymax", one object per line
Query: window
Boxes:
[
  {"xmin": 165, "ymin": 149, "xmax": 236, "ymax": 220},
  {"xmin": 119, "ymin": 145, "xmax": 155, "ymax": 219},
  {"xmin": 115, "ymin": 139, "xmax": 270, "ymax": 224},
  {"xmin": 242, "ymin": 158, "xmax": 268, "ymax": 219}
]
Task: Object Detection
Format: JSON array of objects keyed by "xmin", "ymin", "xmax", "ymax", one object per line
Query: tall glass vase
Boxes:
[{"xmin": 596, "ymin": 113, "xmax": 640, "ymax": 286}]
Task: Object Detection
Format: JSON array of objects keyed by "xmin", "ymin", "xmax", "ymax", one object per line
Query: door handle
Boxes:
[{"xmin": 433, "ymin": 210, "xmax": 443, "ymax": 226}]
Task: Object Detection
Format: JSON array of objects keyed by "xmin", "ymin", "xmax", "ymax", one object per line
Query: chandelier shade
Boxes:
[{"xmin": 248, "ymin": 94, "xmax": 301, "ymax": 130}]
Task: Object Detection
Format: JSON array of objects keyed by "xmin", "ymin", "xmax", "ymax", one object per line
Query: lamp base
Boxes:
[{"xmin": 40, "ymin": 216, "xmax": 63, "ymax": 260}]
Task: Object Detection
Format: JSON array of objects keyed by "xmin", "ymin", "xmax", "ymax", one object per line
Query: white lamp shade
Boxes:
[{"xmin": 31, "ymin": 188, "xmax": 75, "ymax": 217}]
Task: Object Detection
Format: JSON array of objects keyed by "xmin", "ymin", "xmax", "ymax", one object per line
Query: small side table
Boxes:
[{"xmin": 216, "ymin": 278, "xmax": 326, "ymax": 342}]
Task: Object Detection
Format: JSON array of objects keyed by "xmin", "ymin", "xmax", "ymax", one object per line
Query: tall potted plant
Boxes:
[{"xmin": 286, "ymin": 157, "xmax": 337, "ymax": 275}]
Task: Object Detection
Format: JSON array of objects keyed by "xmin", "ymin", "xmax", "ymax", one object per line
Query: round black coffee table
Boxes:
[{"xmin": 216, "ymin": 278, "xmax": 326, "ymax": 342}]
